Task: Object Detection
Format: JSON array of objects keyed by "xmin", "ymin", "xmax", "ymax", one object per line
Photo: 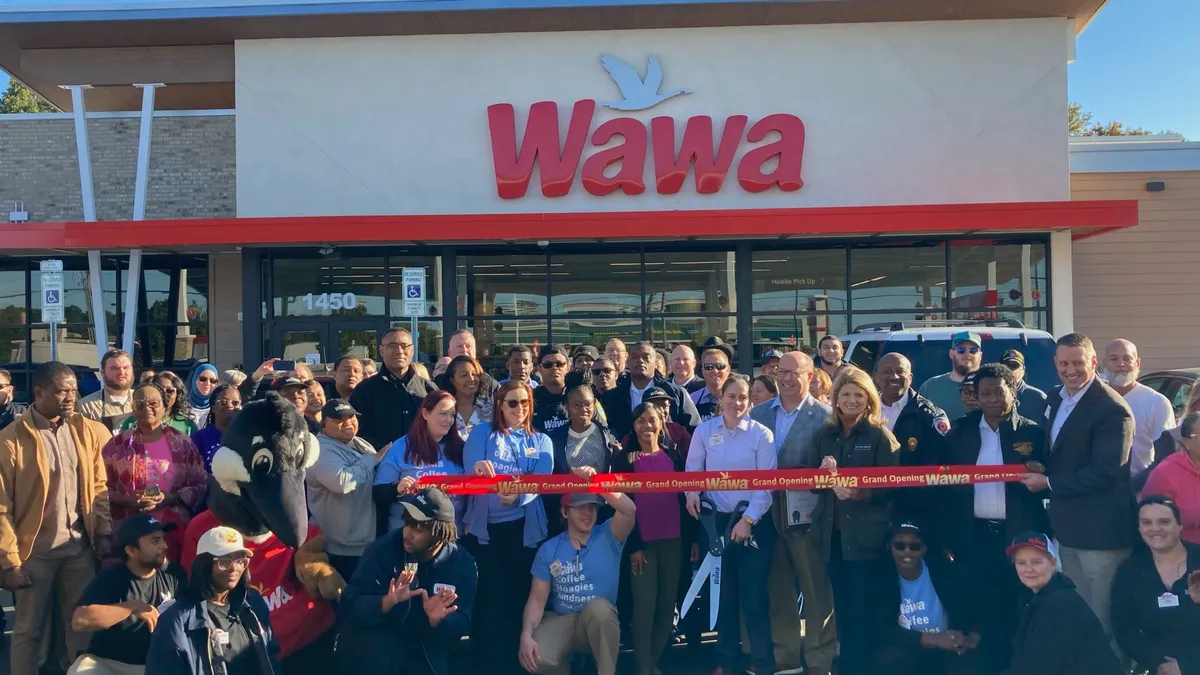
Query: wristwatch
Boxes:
[{"xmin": 741, "ymin": 515, "xmax": 755, "ymax": 527}]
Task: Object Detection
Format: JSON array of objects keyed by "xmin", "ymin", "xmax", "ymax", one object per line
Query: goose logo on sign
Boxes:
[{"xmin": 599, "ymin": 54, "xmax": 692, "ymax": 111}]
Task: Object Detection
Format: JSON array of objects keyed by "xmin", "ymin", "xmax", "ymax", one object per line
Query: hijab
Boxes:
[{"xmin": 187, "ymin": 364, "xmax": 219, "ymax": 410}]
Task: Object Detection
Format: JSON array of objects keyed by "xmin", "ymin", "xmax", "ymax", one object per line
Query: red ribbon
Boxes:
[{"xmin": 417, "ymin": 465, "xmax": 1028, "ymax": 495}]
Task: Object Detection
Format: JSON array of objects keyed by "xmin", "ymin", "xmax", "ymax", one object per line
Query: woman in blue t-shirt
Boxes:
[
  {"xmin": 373, "ymin": 390, "xmax": 466, "ymax": 534},
  {"xmin": 462, "ymin": 380, "xmax": 554, "ymax": 675}
]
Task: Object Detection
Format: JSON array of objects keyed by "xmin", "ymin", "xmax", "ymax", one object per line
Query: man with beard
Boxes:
[
  {"xmin": 571, "ymin": 346, "xmax": 600, "ymax": 373},
  {"xmin": 78, "ymin": 349, "xmax": 135, "ymax": 434},
  {"xmin": 1104, "ymin": 339, "xmax": 1175, "ymax": 477},
  {"xmin": 919, "ymin": 332, "xmax": 983, "ymax": 422},
  {"xmin": 875, "ymin": 353, "xmax": 951, "ymax": 526},
  {"xmin": 816, "ymin": 336, "xmax": 846, "ymax": 381},
  {"xmin": 338, "ymin": 487, "xmax": 476, "ymax": 675},
  {"xmin": 69, "ymin": 515, "xmax": 187, "ymax": 674},
  {"xmin": 603, "ymin": 342, "xmax": 700, "ymax": 440},
  {"xmin": 0, "ymin": 368, "xmax": 26, "ymax": 431}
]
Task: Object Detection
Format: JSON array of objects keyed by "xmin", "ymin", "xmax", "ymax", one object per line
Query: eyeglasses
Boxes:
[
  {"xmin": 540, "ymin": 360, "xmax": 569, "ymax": 369},
  {"xmin": 0, "ymin": 383, "xmax": 11, "ymax": 389},
  {"xmin": 569, "ymin": 400, "xmax": 594, "ymax": 410},
  {"xmin": 776, "ymin": 369, "xmax": 808, "ymax": 378},
  {"xmin": 591, "ymin": 368, "xmax": 616, "ymax": 376},
  {"xmin": 504, "ymin": 399, "xmax": 532, "ymax": 409},
  {"xmin": 215, "ymin": 398, "xmax": 243, "ymax": 409},
  {"xmin": 213, "ymin": 555, "xmax": 250, "ymax": 571},
  {"xmin": 702, "ymin": 363, "xmax": 729, "ymax": 372},
  {"xmin": 197, "ymin": 376, "xmax": 218, "ymax": 384},
  {"xmin": 382, "ymin": 342, "xmax": 415, "ymax": 352},
  {"xmin": 954, "ymin": 347, "xmax": 981, "ymax": 355},
  {"xmin": 134, "ymin": 400, "xmax": 162, "ymax": 410},
  {"xmin": 892, "ymin": 541, "xmax": 926, "ymax": 552}
]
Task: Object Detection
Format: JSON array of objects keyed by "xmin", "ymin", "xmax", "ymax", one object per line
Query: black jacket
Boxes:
[
  {"xmin": 1111, "ymin": 543, "xmax": 1200, "ymax": 674},
  {"xmin": 873, "ymin": 555, "xmax": 978, "ymax": 651},
  {"xmin": 941, "ymin": 409, "xmax": 1051, "ymax": 553},
  {"xmin": 337, "ymin": 532, "xmax": 477, "ymax": 675},
  {"xmin": 810, "ymin": 421, "xmax": 900, "ymax": 562},
  {"xmin": 1016, "ymin": 382, "xmax": 1048, "ymax": 423},
  {"xmin": 610, "ymin": 436, "xmax": 697, "ymax": 554},
  {"xmin": 1009, "ymin": 573, "xmax": 1124, "ymax": 675},
  {"xmin": 601, "ymin": 374, "xmax": 701, "ymax": 440},
  {"xmin": 147, "ymin": 585, "xmax": 280, "ymax": 675},
  {"xmin": 349, "ymin": 367, "xmax": 438, "ymax": 451},
  {"xmin": 1044, "ymin": 380, "xmax": 1137, "ymax": 550},
  {"xmin": 0, "ymin": 401, "xmax": 27, "ymax": 431},
  {"xmin": 889, "ymin": 389, "xmax": 950, "ymax": 525},
  {"xmin": 532, "ymin": 385, "xmax": 570, "ymax": 435}
]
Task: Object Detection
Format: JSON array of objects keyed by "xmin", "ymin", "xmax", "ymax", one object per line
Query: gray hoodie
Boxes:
[{"xmin": 307, "ymin": 433, "xmax": 379, "ymax": 556}]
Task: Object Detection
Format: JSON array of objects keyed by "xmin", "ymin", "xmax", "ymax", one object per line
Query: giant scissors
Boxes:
[{"xmin": 680, "ymin": 498, "xmax": 754, "ymax": 630}]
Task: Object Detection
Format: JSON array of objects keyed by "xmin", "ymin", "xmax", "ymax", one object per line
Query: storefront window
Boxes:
[
  {"xmin": 752, "ymin": 249, "xmax": 847, "ymax": 313},
  {"xmin": 463, "ymin": 319, "xmax": 549, "ymax": 371},
  {"xmin": 32, "ymin": 268, "xmax": 117, "ymax": 327},
  {"xmin": 646, "ymin": 316, "xmax": 735, "ymax": 348},
  {"xmin": 273, "ymin": 258, "xmax": 386, "ymax": 317},
  {"xmin": 0, "ymin": 267, "xmax": 27, "ymax": 365},
  {"xmin": 949, "ymin": 242, "xmax": 1047, "ymax": 309},
  {"xmin": 551, "ymin": 317, "xmax": 642, "ymax": 352},
  {"xmin": 850, "ymin": 245, "xmax": 947, "ymax": 313},
  {"xmin": 946, "ymin": 311, "xmax": 1050, "ymax": 332},
  {"xmin": 752, "ymin": 314, "xmax": 849, "ymax": 353},
  {"xmin": 644, "ymin": 250, "xmax": 737, "ymax": 313},
  {"xmin": 386, "ymin": 257, "xmax": 442, "ymax": 319},
  {"xmin": 550, "ymin": 253, "xmax": 641, "ymax": 315},
  {"xmin": 389, "ymin": 319, "xmax": 443, "ymax": 363},
  {"xmin": 457, "ymin": 255, "xmax": 549, "ymax": 317}
]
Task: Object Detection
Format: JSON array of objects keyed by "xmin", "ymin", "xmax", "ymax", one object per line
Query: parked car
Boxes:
[
  {"xmin": 1138, "ymin": 368, "xmax": 1199, "ymax": 419},
  {"xmin": 839, "ymin": 320, "xmax": 1059, "ymax": 393}
]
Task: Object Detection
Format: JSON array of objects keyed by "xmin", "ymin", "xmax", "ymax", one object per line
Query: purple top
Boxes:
[
  {"xmin": 632, "ymin": 451, "xmax": 681, "ymax": 542},
  {"xmin": 190, "ymin": 425, "xmax": 223, "ymax": 474}
]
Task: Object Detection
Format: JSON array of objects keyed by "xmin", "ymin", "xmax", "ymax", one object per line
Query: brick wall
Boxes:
[{"xmin": 0, "ymin": 113, "xmax": 235, "ymax": 223}]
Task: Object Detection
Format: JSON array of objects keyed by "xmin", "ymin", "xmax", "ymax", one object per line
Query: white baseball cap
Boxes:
[{"xmin": 196, "ymin": 526, "xmax": 254, "ymax": 559}]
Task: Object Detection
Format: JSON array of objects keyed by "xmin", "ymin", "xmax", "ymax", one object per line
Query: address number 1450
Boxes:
[{"xmin": 303, "ymin": 292, "xmax": 358, "ymax": 311}]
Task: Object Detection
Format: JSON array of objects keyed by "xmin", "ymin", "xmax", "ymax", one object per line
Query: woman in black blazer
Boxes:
[{"xmin": 1112, "ymin": 496, "xmax": 1200, "ymax": 675}]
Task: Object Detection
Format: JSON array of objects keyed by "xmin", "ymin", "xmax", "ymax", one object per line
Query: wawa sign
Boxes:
[{"xmin": 487, "ymin": 53, "xmax": 806, "ymax": 200}]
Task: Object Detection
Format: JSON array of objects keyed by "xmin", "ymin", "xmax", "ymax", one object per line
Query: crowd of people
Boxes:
[{"xmin": 0, "ymin": 327, "xmax": 1198, "ymax": 675}]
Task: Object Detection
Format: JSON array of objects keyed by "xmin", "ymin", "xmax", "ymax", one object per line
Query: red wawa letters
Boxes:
[{"xmin": 488, "ymin": 99, "xmax": 805, "ymax": 199}]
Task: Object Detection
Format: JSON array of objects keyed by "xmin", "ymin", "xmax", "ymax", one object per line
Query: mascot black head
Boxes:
[{"xmin": 209, "ymin": 393, "xmax": 318, "ymax": 548}]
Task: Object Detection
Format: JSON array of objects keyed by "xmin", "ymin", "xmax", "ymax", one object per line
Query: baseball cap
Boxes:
[
  {"xmin": 961, "ymin": 372, "xmax": 979, "ymax": 390},
  {"xmin": 764, "ymin": 350, "xmax": 783, "ymax": 361},
  {"xmin": 571, "ymin": 345, "xmax": 600, "ymax": 360},
  {"xmin": 643, "ymin": 386, "xmax": 671, "ymax": 404},
  {"xmin": 1005, "ymin": 531, "xmax": 1058, "ymax": 559},
  {"xmin": 116, "ymin": 514, "xmax": 177, "ymax": 549},
  {"xmin": 400, "ymin": 488, "xmax": 456, "ymax": 524},
  {"xmin": 951, "ymin": 331, "xmax": 983, "ymax": 348},
  {"xmin": 700, "ymin": 336, "xmax": 734, "ymax": 362},
  {"xmin": 561, "ymin": 493, "xmax": 605, "ymax": 509},
  {"xmin": 890, "ymin": 518, "xmax": 923, "ymax": 537},
  {"xmin": 196, "ymin": 526, "xmax": 253, "ymax": 559},
  {"xmin": 1001, "ymin": 349, "xmax": 1025, "ymax": 368},
  {"xmin": 321, "ymin": 398, "xmax": 358, "ymax": 420},
  {"xmin": 272, "ymin": 376, "xmax": 307, "ymax": 391}
]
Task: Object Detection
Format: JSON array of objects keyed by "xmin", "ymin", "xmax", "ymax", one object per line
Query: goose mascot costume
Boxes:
[{"xmin": 182, "ymin": 393, "xmax": 343, "ymax": 672}]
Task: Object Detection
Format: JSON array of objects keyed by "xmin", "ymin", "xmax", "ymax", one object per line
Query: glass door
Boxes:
[{"xmin": 271, "ymin": 320, "xmax": 384, "ymax": 376}]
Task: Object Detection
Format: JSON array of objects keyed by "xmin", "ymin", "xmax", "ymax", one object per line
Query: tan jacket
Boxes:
[{"xmin": 0, "ymin": 409, "xmax": 113, "ymax": 569}]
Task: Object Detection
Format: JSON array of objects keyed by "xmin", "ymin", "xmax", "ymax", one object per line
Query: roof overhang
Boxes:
[
  {"xmin": 0, "ymin": 200, "xmax": 1139, "ymax": 253},
  {"xmin": 0, "ymin": 0, "xmax": 1109, "ymax": 111}
]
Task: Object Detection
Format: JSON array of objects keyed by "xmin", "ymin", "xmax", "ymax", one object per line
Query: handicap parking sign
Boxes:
[
  {"xmin": 406, "ymin": 284, "xmax": 421, "ymax": 299},
  {"xmin": 45, "ymin": 289, "xmax": 60, "ymax": 304}
]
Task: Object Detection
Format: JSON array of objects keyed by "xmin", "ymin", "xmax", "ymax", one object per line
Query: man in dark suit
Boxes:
[
  {"xmin": 750, "ymin": 352, "xmax": 835, "ymax": 675},
  {"xmin": 1019, "ymin": 332, "xmax": 1135, "ymax": 639},
  {"xmin": 600, "ymin": 342, "xmax": 700, "ymax": 440},
  {"xmin": 943, "ymin": 363, "xmax": 1050, "ymax": 673}
]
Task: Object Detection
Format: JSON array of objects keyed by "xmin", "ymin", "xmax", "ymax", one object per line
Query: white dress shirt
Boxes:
[
  {"xmin": 974, "ymin": 417, "xmax": 1006, "ymax": 520},
  {"xmin": 881, "ymin": 393, "xmax": 909, "ymax": 432},
  {"xmin": 686, "ymin": 416, "xmax": 777, "ymax": 522},
  {"xmin": 1050, "ymin": 376, "xmax": 1095, "ymax": 446},
  {"xmin": 629, "ymin": 380, "xmax": 654, "ymax": 409},
  {"xmin": 1121, "ymin": 382, "xmax": 1176, "ymax": 475}
]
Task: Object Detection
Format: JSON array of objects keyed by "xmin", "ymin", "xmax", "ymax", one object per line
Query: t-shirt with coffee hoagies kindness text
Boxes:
[{"xmin": 531, "ymin": 520, "xmax": 624, "ymax": 615}]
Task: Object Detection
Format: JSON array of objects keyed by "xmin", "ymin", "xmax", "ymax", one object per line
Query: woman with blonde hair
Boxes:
[
  {"xmin": 811, "ymin": 366, "xmax": 900, "ymax": 675},
  {"xmin": 810, "ymin": 367, "xmax": 834, "ymax": 405}
]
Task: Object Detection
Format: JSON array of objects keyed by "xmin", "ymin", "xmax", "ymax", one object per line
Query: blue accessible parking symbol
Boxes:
[
  {"xmin": 45, "ymin": 290, "xmax": 60, "ymax": 304},
  {"xmin": 406, "ymin": 284, "xmax": 421, "ymax": 298}
]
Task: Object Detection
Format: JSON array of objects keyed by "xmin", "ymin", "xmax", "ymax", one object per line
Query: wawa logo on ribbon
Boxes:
[
  {"xmin": 420, "ymin": 465, "xmax": 1027, "ymax": 495},
  {"xmin": 487, "ymin": 53, "xmax": 806, "ymax": 199}
]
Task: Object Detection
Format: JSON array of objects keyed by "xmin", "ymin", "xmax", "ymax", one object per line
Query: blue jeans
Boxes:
[{"xmin": 712, "ymin": 513, "xmax": 777, "ymax": 674}]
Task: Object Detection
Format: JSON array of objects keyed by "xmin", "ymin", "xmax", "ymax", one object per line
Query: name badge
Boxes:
[
  {"xmin": 1158, "ymin": 593, "xmax": 1180, "ymax": 608},
  {"xmin": 709, "ymin": 434, "xmax": 725, "ymax": 446},
  {"xmin": 213, "ymin": 629, "xmax": 230, "ymax": 646},
  {"xmin": 524, "ymin": 445, "xmax": 540, "ymax": 458},
  {"xmin": 549, "ymin": 560, "xmax": 563, "ymax": 577},
  {"xmin": 433, "ymin": 583, "xmax": 457, "ymax": 594}
]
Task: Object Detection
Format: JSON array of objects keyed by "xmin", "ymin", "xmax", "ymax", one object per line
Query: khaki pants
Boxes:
[
  {"xmin": 11, "ymin": 547, "xmax": 97, "ymax": 675},
  {"xmin": 629, "ymin": 539, "xmax": 682, "ymax": 675},
  {"xmin": 532, "ymin": 598, "xmax": 620, "ymax": 675},
  {"xmin": 67, "ymin": 655, "xmax": 145, "ymax": 675},
  {"xmin": 1060, "ymin": 546, "xmax": 1130, "ymax": 639}
]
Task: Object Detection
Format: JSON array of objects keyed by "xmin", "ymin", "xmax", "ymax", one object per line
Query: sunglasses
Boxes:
[
  {"xmin": 892, "ymin": 541, "xmax": 926, "ymax": 552},
  {"xmin": 541, "ymin": 360, "xmax": 569, "ymax": 369},
  {"xmin": 160, "ymin": 387, "xmax": 177, "ymax": 395},
  {"xmin": 702, "ymin": 363, "xmax": 729, "ymax": 372},
  {"xmin": 197, "ymin": 377, "xmax": 218, "ymax": 384},
  {"xmin": 954, "ymin": 347, "xmax": 981, "ymax": 355},
  {"xmin": 591, "ymin": 368, "xmax": 616, "ymax": 376},
  {"xmin": 504, "ymin": 399, "xmax": 532, "ymax": 409},
  {"xmin": 214, "ymin": 555, "xmax": 250, "ymax": 571}
]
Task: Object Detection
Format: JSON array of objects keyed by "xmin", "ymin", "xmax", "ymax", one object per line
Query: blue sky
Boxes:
[{"xmin": 2, "ymin": 0, "xmax": 1196, "ymax": 139}]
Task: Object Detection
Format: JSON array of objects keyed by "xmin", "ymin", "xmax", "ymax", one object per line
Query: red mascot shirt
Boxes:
[{"xmin": 183, "ymin": 510, "xmax": 335, "ymax": 658}]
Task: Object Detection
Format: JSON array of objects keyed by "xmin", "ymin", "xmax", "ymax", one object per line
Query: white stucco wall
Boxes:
[{"xmin": 235, "ymin": 19, "xmax": 1072, "ymax": 217}]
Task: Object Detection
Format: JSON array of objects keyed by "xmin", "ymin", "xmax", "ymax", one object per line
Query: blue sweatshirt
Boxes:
[
  {"xmin": 374, "ymin": 437, "xmax": 466, "ymax": 532},
  {"xmin": 462, "ymin": 423, "xmax": 553, "ymax": 547}
]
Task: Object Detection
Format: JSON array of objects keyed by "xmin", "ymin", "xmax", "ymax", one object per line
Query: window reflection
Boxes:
[
  {"xmin": 752, "ymin": 314, "xmax": 849, "ymax": 353},
  {"xmin": 646, "ymin": 316, "xmax": 735, "ymax": 349},
  {"xmin": 949, "ymin": 243, "xmax": 1046, "ymax": 309},
  {"xmin": 644, "ymin": 251, "xmax": 736, "ymax": 313},
  {"xmin": 274, "ymin": 258, "xmax": 385, "ymax": 317},
  {"xmin": 551, "ymin": 317, "xmax": 642, "ymax": 352},
  {"xmin": 551, "ymin": 253, "xmax": 640, "ymax": 315},
  {"xmin": 851, "ymin": 246, "xmax": 947, "ymax": 314},
  {"xmin": 0, "ymin": 268, "xmax": 26, "ymax": 364},
  {"xmin": 752, "ymin": 249, "xmax": 847, "ymax": 313},
  {"xmin": 457, "ymin": 255, "xmax": 548, "ymax": 317}
]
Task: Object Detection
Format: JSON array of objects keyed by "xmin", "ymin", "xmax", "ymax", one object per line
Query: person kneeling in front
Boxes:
[
  {"xmin": 147, "ymin": 526, "xmax": 280, "ymax": 675},
  {"xmin": 68, "ymin": 515, "xmax": 187, "ymax": 675},
  {"xmin": 519, "ymin": 484, "xmax": 637, "ymax": 675},
  {"xmin": 336, "ymin": 487, "xmax": 477, "ymax": 675}
]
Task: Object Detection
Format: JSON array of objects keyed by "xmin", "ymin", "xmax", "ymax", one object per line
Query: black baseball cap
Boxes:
[
  {"xmin": 116, "ymin": 514, "xmax": 176, "ymax": 549},
  {"xmin": 400, "ymin": 488, "xmax": 456, "ymax": 524},
  {"xmin": 890, "ymin": 518, "xmax": 923, "ymax": 537},
  {"xmin": 643, "ymin": 386, "xmax": 672, "ymax": 404},
  {"xmin": 961, "ymin": 372, "xmax": 979, "ymax": 389},
  {"xmin": 700, "ymin": 336, "xmax": 733, "ymax": 362},
  {"xmin": 1006, "ymin": 531, "xmax": 1058, "ymax": 559},
  {"xmin": 572, "ymin": 345, "xmax": 600, "ymax": 360},
  {"xmin": 272, "ymin": 376, "xmax": 307, "ymax": 391},
  {"xmin": 321, "ymin": 399, "xmax": 358, "ymax": 421},
  {"xmin": 1001, "ymin": 349, "xmax": 1025, "ymax": 368}
]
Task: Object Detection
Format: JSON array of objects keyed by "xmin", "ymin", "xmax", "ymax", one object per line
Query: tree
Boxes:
[
  {"xmin": 0, "ymin": 80, "xmax": 57, "ymax": 113},
  {"xmin": 1069, "ymin": 102, "xmax": 1178, "ymax": 137},
  {"xmin": 1068, "ymin": 103, "xmax": 1092, "ymax": 136}
]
